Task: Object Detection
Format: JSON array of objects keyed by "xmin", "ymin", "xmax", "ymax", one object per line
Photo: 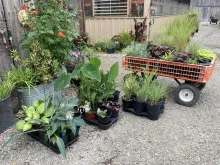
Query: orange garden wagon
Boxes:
[{"xmin": 122, "ymin": 56, "xmax": 216, "ymax": 107}]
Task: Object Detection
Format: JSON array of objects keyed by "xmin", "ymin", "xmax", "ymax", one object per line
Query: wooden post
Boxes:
[
  {"xmin": 144, "ymin": 0, "xmax": 151, "ymax": 42},
  {"xmin": 0, "ymin": 0, "xmax": 12, "ymax": 73},
  {"xmin": 2, "ymin": 0, "xmax": 25, "ymax": 59}
]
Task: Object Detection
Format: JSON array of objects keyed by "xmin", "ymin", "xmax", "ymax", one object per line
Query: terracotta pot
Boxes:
[{"xmin": 85, "ymin": 112, "xmax": 97, "ymax": 120}]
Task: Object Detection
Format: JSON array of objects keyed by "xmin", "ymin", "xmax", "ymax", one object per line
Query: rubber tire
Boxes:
[
  {"xmin": 185, "ymin": 81, "xmax": 206, "ymax": 90},
  {"xmin": 174, "ymin": 83, "xmax": 200, "ymax": 107}
]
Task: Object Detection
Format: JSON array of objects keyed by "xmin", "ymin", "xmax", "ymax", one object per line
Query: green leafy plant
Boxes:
[
  {"xmin": 0, "ymin": 73, "xmax": 15, "ymax": 100},
  {"xmin": 122, "ymin": 73, "xmax": 139, "ymax": 100},
  {"xmin": 95, "ymin": 41, "xmax": 107, "ymax": 52},
  {"xmin": 147, "ymin": 82, "xmax": 168, "ymax": 105},
  {"xmin": 54, "ymin": 57, "xmax": 119, "ymax": 111},
  {"xmin": 156, "ymin": 13, "xmax": 200, "ymax": 52},
  {"xmin": 11, "ymin": 42, "xmax": 59, "ymax": 85},
  {"xmin": 22, "ymin": 0, "xmax": 78, "ymax": 64},
  {"xmin": 119, "ymin": 29, "xmax": 134, "ymax": 46},
  {"xmin": 161, "ymin": 51, "xmax": 174, "ymax": 61},
  {"xmin": 5, "ymin": 94, "xmax": 86, "ymax": 158},
  {"xmin": 198, "ymin": 49, "xmax": 217, "ymax": 61},
  {"xmin": 107, "ymin": 41, "xmax": 116, "ymax": 49},
  {"xmin": 97, "ymin": 108, "xmax": 107, "ymax": 118},
  {"xmin": 187, "ymin": 43, "xmax": 200, "ymax": 58},
  {"xmin": 122, "ymin": 44, "xmax": 149, "ymax": 58},
  {"xmin": 7, "ymin": 66, "xmax": 36, "ymax": 88}
]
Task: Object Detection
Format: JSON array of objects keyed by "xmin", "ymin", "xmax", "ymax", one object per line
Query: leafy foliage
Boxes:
[
  {"xmin": 119, "ymin": 29, "xmax": 134, "ymax": 46},
  {"xmin": 0, "ymin": 73, "xmax": 15, "ymax": 100},
  {"xmin": 22, "ymin": 0, "xmax": 79, "ymax": 64},
  {"xmin": 11, "ymin": 42, "xmax": 59, "ymax": 85},
  {"xmin": 122, "ymin": 44, "xmax": 149, "ymax": 58}
]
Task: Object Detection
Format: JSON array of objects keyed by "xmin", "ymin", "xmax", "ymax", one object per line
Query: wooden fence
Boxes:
[{"xmin": 0, "ymin": 0, "xmax": 25, "ymax": 74}]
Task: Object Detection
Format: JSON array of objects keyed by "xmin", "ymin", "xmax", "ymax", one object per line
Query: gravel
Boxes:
[{"xmin": 1, "ymin": 25, "xmax": 220, "ymax": 165}]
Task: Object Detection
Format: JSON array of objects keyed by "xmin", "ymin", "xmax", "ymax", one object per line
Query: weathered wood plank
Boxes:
[{"xmin": 0, "ymin": 0, "xmax": 12, "ymax": 74}]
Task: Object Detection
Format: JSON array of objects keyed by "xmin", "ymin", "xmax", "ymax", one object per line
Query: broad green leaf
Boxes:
[
  {"xmin": 48, "ymin": 30, "xmax": 54, "ymax": 35},
  {"xmin": 28, "ymin": 119, "xmax": 45, "ymax": 125},
  {"xmin": 47, "ymin": 130, "xmax": 53, "ymax": 139},
  {"xmin": 67, "ymin": 97, "xmax": 78, "ymax": 107},
  {"xmin": 27, "ymin": 32, "xmax": 36, "ymax": 38},
  {"xmin": 52, "ymin": 121, "xmax": 60, "ymax": 134},
  {"xmin": 90, "ymin": 58, "xmax": 101, "ymax": 68},
  {"xmin": 81, "ymin": 64, "xmax": 101, "ymax": 81},
  {"xmin": 56, "ymin": 116, "xmax": 67, "ymax": 121},
  {"xmin": 108, "ymin": 62, "xmax": 119, "ymax": 82},
  {"xmin": 71, "ymin": 65, "xmax": 82, "ymax": 78},
  {"xmin": 74, "ymin": 117, "xmax": 86, "ymax": 127},
  {"xmin": 83, "ymin": 56, "xmax": 90, "ymax": 63},
  {"xmin": 71, "ymin": 121, "xmax": 77, "ymax": 135},
  {"xmin": 54, "ymin": 72, "xmax": 71, "ymax": 92},
  {"xmin": 56, "ymin": 136, "xmax": 66, "ymax": 158},
  {"xmin": 47, "ymin": 38, "xmax": 54, "ymax": 44}
]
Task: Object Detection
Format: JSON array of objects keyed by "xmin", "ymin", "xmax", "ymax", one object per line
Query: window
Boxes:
[
  {"xmin": 150, "ymin": 0, "xmax": 189, "ymax": 16},
  {"xmin": 93, "ymin": 0, "xmax": 128, "ymax": 16},
  {"xmin": 131, "ymin": 0, "xmax": 144, "ymax": 17}
]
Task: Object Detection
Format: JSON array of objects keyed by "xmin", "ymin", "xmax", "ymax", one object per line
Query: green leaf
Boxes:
[
  {"xmin": 48, "ymin": 30, "xmax": 54, "ymax": 35},
  {"xmin": 70, "ymin": 65, "xmax": 82, "ymax": 78},
  {"xmin": 84, "ymin": 56, "xmax": 90, "ymax": 63},
  {"xmin": 28, "ymin": 119, "xmax": 45, "ymax": 125},
  {"xmin": 91, "ymin": 93, "xmax": 97, "ymax": 104},
  {"xmin": 90, "ymin": 57, "xmax": 101, "ymax": 68},
  {"xmin": 81, "ymin": 64, "xmax": 101, "ymax": 81},
  {"xmin": 47, "ymin": 130, "xmax": 53, "ymax": 139},
  {"xmin": 67, "ymin": 97, "xmax": 78, "ymax": 107},
  {"xmin": 47, "ymin": 38, "xmax": 54, "ymax": 44},
  {"xmin": 54, "ymin": 72, "xmax": 71, "ymax": 92},
  {"xmin": 108, "ymin": 62, "xmax": 119, "ymax": 82},
  {"xmin": 27, "ymin": 32, "xmax": 36, "ymax": 38},
  {"xmin": 56, "ymin": 116, "xmax": 67, "ymax": 121},
  {"xmin": 56, "ymin": 136, "xmax": 66, "ymax": 158},
  {"xmin": 74, "ymin": 117, "xmax": 86, "ymax": 127}
]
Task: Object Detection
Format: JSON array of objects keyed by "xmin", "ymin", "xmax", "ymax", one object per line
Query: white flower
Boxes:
[{"xmin": 66, "ymin": 111, "xmax": 74, "ymax": 120}]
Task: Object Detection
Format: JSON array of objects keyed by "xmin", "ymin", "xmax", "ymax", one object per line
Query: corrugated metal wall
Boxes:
[
  {"xmin": 190, "ymin": 0, "xmax": 220, "ymax": 22},
  {"xmin": 85, "ymin": 15, "xmax": 175, "ymax": 42}
]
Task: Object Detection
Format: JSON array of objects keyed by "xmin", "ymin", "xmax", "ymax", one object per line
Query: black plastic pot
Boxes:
[
  {"xmin": 159, "ymin": 98, "xmax": 166, "ymax": 113},
  {"xmin": 196, "ymin": 29, "xmax": 199, "ymax": 33},
  {"xmin": 68, "ymin": 127, "xmax": 79, "ymax": 141},
  {"xmin": 108, "ymin": 109, "xmax": 119, "ymax": 118},
  {"xmin": 107, "ymin": 91, "xmax": 120, "ymax": 102},
  {"xmin": 0, "ymin": 95, "xmax": 14, "ymax": 133},
  {"xmin": 122, "ymin": 97, "xmax": 133, "ymax": 109},
  {"xmin": 147, "ymin": 104, "xmax": 161, "ymax": 120},
  {"xmin": 107, "ymin": 48, "xmax": 115, "ymax": 54},
  {"xmin": 133, "ymin": 100, "xmax": 146, "ymax": 113},
  {"xmin": 97, "ymin": 111, "xmax": 112, "ymax": 125},
  {"xmin": 70, "ymin": 78, "xmax": 80, "ymax": 87}
]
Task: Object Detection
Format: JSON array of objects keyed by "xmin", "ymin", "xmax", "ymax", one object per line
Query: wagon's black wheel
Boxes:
[
  {"xmin": 185, "ymin": 81, "xmax": 206, "ymax": 90},
  {"xmin": 174, "ymin": 83, "xmax": 200, "ymax": 107}
]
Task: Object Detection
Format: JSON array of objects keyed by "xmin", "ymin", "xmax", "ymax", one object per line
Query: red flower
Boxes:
[
  {"xmin": 58, "ymin": 32, "xmax": 65, "ymax": 37},
  {"xmin": 31, "ymin": 10, "xmax": 39, "ymax": 15},
  {"xmin": 29, "ymin": 24, "xmax": 34, "ymax": 29},
  {"xmin": 20, "ymin": 5, "xmax": 26, "ymax": 9}
]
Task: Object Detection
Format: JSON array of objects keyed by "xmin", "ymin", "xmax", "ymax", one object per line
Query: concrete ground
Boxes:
[{"xmin": 1, "ymin": 25, "xmax": 220, "ymax": 165}]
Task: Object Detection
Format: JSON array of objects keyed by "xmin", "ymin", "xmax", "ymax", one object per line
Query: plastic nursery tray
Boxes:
[
  {"xmin": 83, "ymin": 117, "xmax": 118, "ymax": 130},
  {"xmin": 28, "ymin": 132, "xmax": 79, "ymax": 154},
  {"xmin": 123, "ymin": 107, "xmax": 149, "ymax": 117}
]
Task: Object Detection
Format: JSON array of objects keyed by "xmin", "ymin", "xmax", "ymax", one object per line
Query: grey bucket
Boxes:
[
  {"xmin": 16, "ymin": 81, "xmax": 60, "ymax": 107},
  {"xmin": 0, "ymin": 95, "xmax": 14, "ymax": 133}
]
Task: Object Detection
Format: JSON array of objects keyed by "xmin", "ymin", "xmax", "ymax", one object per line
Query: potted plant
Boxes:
[
  {"xmin": 0, "ymin": 74, "xmax": 15, "ymax": 132},
  {"xmin": 133, "ymin": 87, "xmax": 148, "ymax": 113},
  {"xmin": 82, "ymin": 101, "xmax": 97, "ymax": 120},
  {"xmin": 97, "ymin": 108, "xmax": 112, "ymax": 125},
  {"xmin": 9, "ymin": 42, "xmax": 59, "ymax": 107},
  {"xmin": 122, "ymin": 73, "xmax": 139, "ymax": 109},
  {"xmin": 106, "ymin": 41, "xmax": 116, "ymax": 54},
  {"xmin": 147, "ymin": 82, "xmax": 167, "ymax": 120},
  {"xmin": 104, "ymin": 101, "xmax": 120, "ymax": 118},
  {"xmin": 119, "ymin": 29, "xmax": 134, "ymax": 48},
  {"xmin": 5, "ymin": 94, "xmax": 86, "ymax": 158}
]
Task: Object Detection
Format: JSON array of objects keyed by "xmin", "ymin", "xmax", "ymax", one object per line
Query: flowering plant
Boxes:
[{"xmin": 22, "ymin": 0, "xmax": 79, "ymax": 64}]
